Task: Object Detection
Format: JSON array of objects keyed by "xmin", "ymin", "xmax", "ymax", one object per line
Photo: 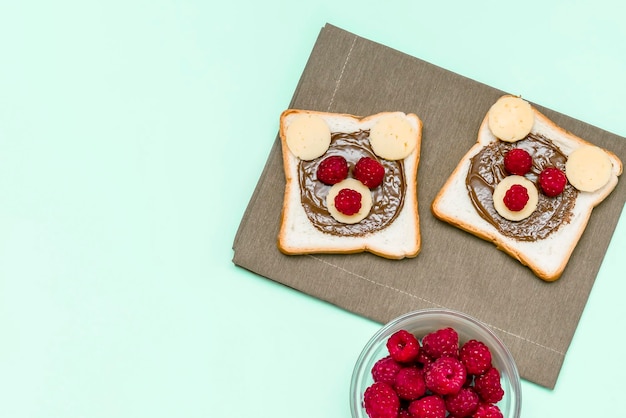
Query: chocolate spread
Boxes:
[
  {"xmin": 466, "ymin": 133, "xmax": 578, "ymax": 241},
  {"xmin": 298, "ymin": 130, "xmax": 405, "ymax": 236}
]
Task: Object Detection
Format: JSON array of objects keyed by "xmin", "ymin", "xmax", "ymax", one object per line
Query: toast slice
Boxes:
[
  {"xmin": 277, "ymin": 109, "xmax": 423, "ymax": 259},
  {"xmin": 432, "ymin": 95, "xmax": 622, "ymax": 281}
]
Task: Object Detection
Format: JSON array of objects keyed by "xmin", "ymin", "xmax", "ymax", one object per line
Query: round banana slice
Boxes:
[
  {"xmin": 369, "ymin": 114, "xmax": 417, "ymax": 160},
  {"xmin": 488, "ymin": 96, "xmax": 534, "ymax": 142},
  {"xmin": 285, "ymin": 113, "xmax": 331, "ymax": 160},
  {"xmin": 565, "ymin": 145, "xmax": 613, "ymax": 192},
  {"xmin": 326, "ymin": 178, "xmax": 373, "ymax": 224},
  {"xmin": 493, "ymin": 175, "xmax": 539, "ymax": 221}
]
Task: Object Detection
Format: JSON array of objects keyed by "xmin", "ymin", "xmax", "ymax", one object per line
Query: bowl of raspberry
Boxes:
[{"xmin": 350, "ymin": 308, "xmax": 521, "ymax": 418}]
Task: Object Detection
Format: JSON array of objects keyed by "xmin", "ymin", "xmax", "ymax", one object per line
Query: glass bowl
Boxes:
[{"xmin": 350, "ymin": 308, "xmax": 521, "ymax": 417}]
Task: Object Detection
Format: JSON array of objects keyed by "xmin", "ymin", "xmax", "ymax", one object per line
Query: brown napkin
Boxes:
[{"xmin": 232, "ymin": 23, "xmax": 626, "ymax": 389}]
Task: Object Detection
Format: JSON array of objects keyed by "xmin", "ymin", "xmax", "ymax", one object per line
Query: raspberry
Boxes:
[
  {"xmin": 364, "ymin": 328, "xmax": 507, "ymax": 418},
  {"xmin": 459, "ymin": 340, "xmax": 492, "ymax": 376},
  {"xmin": 539, "ymin": 166, "xmax": 567, "ymax": 197},
  {"xmin": 353, "ymin": 156, "xmax": 385, "ymax": 188},
  {"xmin": 444, "ymin": 387, "xmax": 479, "ymax": 417},
  {"xmin": 472, "ymin": 403, "xmax": 503, "ymax": 418},
  {"xmin": 463, "ymin": 373, "xmax": 475, "ymax": 388},
  {"xmin": 503, "ymin": 184, "xmax": 529, "ymax": 211},
  {"xmin": 474, "ymin": 367, "xmax": 504, "ymax": 404},
  {"xmin": 334, "ymin": 188, "xmax": 362, "ymax": 215},
  {"xmin": 421, "ymin": 327, "xmax": 459, "ymax": 359},
  {"xmin": 398, "ymin": 408, "xmax": 412, "ymax": 418},
  {"xmin": 416, "ymin": 348, "xmax": 434, "ymax": 367},
  {"xmin": 316, "ymin": 155, "xmax": 348, "ymax": 185},
  {"xmin": 425, "ymin": 356, "xmax": 467, "ymax": 395},
  {"xmin": 371, "ymin": 356, "xmax": 403, "ymax": 385},
  {"xmin": 363, "ymin": 382, "xmax": 400, "ymax": 418},
  {"xmin": 503, "ymin": 148, "xmax": 532, "ymax": 175},
  {"xmin": 394, "ymin": 366, "xmax": 426, "ymax": 401},
  {"xmin": 386, "ymin": 329, "xmax": 420, "ymax": 363},
  {"xmin": 408, "ymin": 395, "xmax": 446, "ymax": 418}
]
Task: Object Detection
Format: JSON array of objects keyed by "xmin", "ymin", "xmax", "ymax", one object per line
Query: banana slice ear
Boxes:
[
  {"xmin": 566, "ymin": 145, "xmax": 613, "ymax": 192},
  {"xmin": 285, "ymin": 113, "xmax": 331, "ymax": 160},
  {"xmin": 488, "ymin": 96, "xmax": 534, "ymax": 142},
  {"xmin": 369, "ymin": 113, "xmax": 417, "ymax": 160}
]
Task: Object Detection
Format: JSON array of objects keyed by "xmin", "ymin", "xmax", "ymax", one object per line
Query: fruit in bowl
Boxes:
[{"xmin": 350, "ymin": 309, "xmax": 521, "ymax": 418}]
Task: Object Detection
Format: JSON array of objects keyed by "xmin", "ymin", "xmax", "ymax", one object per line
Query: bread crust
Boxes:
[
  {"xmin": 432, "ymin": 95, "xmax": 622, "ymax": 281},
  {"xmin": 277, "ymin": 109, "xmax": 423, "ymax": 259}
]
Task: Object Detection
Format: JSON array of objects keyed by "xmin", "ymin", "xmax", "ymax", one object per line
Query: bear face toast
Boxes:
[
  {"xmin": 277, "ymin": 109, "xmax": 423, "ymax": 259},
  {"xmin": 431, "ymin": 95, "xmax": 623, "ymax": 281}
]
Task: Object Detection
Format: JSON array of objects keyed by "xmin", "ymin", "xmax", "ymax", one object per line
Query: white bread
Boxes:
[
  {"xmin": 277, "ymin": 109, "xmax": 423, "ymax": 259},
  {"xmin": 432, "ymin": 95, "xmax": 623, "ymax": 281}
]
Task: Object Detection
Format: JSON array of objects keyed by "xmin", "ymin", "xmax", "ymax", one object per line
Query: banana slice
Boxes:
[
  {"xmin": 369, "ymin": 114, "xmax": 417, "ymax": 160},
  {"xmin": 488, "ymin": 96, "xmax": 534, "ymax": 142},
  {"xmin": 285, "ymin": 113, "xmax": 331, "ymax": 160},
  {"xmin": 326, "ymin": 178, "xmax": 373, "ymax": 224},
  {"xmin": 565, "ymin": 145, "xmax": 613, "ymax": 192},
  {"xmin": 493, "ymin": 175, "xmax": 539, "ymax": 221}
]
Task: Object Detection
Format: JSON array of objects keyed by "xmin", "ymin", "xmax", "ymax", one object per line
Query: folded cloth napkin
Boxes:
[{"xmin": 232, "ymin": 23, "xmax": 626, "ymax": 389}]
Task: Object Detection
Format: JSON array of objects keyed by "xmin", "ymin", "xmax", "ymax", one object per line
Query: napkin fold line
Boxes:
[
  {"xmin": 310, "ymin": 254, "xmax": 566, "ymax": 357},
  {"xmin": 327, "ymin": 34, "xmax": 358, "ymax": 112}
]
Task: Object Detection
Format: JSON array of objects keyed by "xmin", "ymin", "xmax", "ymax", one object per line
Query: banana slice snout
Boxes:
[
  {"xmin": 493, "ymin": 175, "xmax": 539, "ymax": 221},
  {"xmin": 326, "ymin": 178, "xmax": 373, "ymax": 224}
]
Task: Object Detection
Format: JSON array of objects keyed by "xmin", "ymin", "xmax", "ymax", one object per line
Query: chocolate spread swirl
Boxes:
[
  {"xmin": 298, "ymin": 130, "xmax": 405, "ymax": 236},
  {"xmin": 466, "ymin": 133, "xmax": 578, "ymax": 241}
]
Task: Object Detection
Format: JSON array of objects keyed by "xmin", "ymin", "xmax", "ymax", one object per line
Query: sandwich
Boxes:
[
  {"xmin": 432, "ymin": 95, "xmax": 622, "ymax": 281},
  {"xmin": 277, "ymin": 109, "xmax": 423, "ymax": 259}
]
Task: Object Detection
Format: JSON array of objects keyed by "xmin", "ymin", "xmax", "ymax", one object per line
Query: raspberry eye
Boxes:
[
  {"xmin": 539, "ymin": 167, "xmax": 567, "ymax": 197},
  {"xmin": 503, "ymin": 148, "xmax": 532, "ymax": 175},
  {"xmin": 316, "ymin": 155, "xmax": 348, "ymax": 185},
  {"xmin": 353, "ymin": 156, "xmax": 385, "ymax": 188}
]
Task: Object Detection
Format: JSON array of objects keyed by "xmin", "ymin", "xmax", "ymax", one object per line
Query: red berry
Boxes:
[
  {"xmin": 416, "ymin": 349, "xmax": 435, "ymax": 367},
  {"xmin": 364, "ymin": 327, "xmax": 507, "ymax": 418},
  {"xmin": 422, "ymin": 327, "xmax": 459, "ymax": 359},
  {"xmin": 334, "ymin": 188, "xmax": 362, "ymax": 215},
  {"xmin": 425, "ymin": 356, "xmax": 467, "ymax": 395},
  {"xmin": 503, "ymin": 148, "xmax": 532, "ymax": 175},
  {"xmin": 394, "ymin": 366, "xmax": 427, "ymax": 401},
  {"xmin": 371, "ymin": 356, "xmax": 403, "ymax": 386},
  {"xmin": 445, "ymin": 387, "xmax": 480, "ymax": 417},
  {"xmin": 503, "ymin": 184, "xmax": 529, "ymax": 211},
  {"xmin": 386, "ymin": 330, "xmax": 420, "ymax": 363},
  {"xmin": 472, "ymin": 403, "xmax": 503, "ymax": 418},
  {"xmin": 459, "ymin": 340, "xmax": 492, "ymax": 376},
  {"xmin": 398, "ymin": 408, "xmax": 412, "ymax": 418},
  {"xmin": 363, "ymin": 382, "xmax": 400, "ymax": 418},
  {"xmin": 463, "ymin": 372, "xmax": 475, "ymax": 388},
  {"xmin": 353, "ymin": 156, "xmax": 385, "ymax": 188},
  {"xmin": 316, "ymin": 155, "xmax": 348, "ymax": 185},
  {"xmin": 474, "ymin": 368, "xmax": 504, "ymax": 404},
  {"xmin": 539, "ymin": 166, "xmax": 567, "ymax": 197},
  {"xmin": 408, "ymin": 395, "xmax": 447, "ymax": 418}
]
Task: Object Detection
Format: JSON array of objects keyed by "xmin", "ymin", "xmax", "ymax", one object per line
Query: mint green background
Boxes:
[{"xmin": 1, "ymin": 1, "xmax": 625, "ymax": 417}]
